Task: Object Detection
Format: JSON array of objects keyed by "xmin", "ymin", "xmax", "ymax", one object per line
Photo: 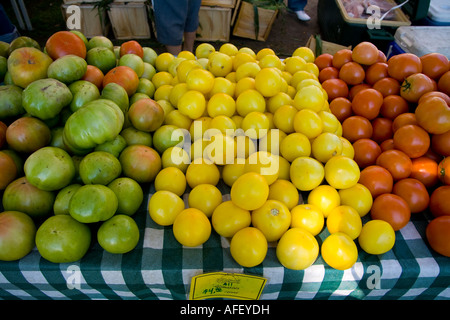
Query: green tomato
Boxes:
[
  {"xmin": 0, "ymin": 84, "xmax": 24, "ymax": 119},
  {"xmin": 94, "ymin": 134, "xmax": 127, "ymax": 158},
  {"xmin": 0, "ymin": 211, "xmax": 36, "ymax": 261},
  {"xmin": 101, "ymin": 82, "xmax": 129, "ymax": 115},
  {"xmin": 53, "ymin": 184, "xmax": 82, "ymax": 215},
  {"xmin": 47, "ymin": 54, "xmax": 87, "ymax": 84},
  {"xmin": 35, "ymin": 215, "xmax": 91, "ymax": 263},
  {"xmin": 68, "ymin": 80, "xmax": 100, "ymax": 112},
  {"xmin": 108, "ymin": 177, "xmax": 144, "ymax": 216},
  {"xmin": 97, "ymin": 215, "xmax": 140, "ymax": 254},
  {"xmin": 79, "ymin": 151, "xmax": 122, "ymax": 185}
]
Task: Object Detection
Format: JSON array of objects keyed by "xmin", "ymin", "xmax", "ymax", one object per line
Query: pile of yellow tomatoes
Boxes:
[{"xmin": 147, "ymin": 42, "xmax": 392, "ymax": 271}]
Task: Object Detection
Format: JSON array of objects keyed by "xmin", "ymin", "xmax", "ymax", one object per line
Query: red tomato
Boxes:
[
  {"xmin": 392, "ymin": 178, "xmax": 430, "ymax": 213},
  {"xmin": 438, "ymin": 157, "xmax": 450, "ymax": 185},
  {"xmin": 81, "ymin": 65, "xmax": 104, "ymax": 90},
  {"xmin": 429, "ymin": 186, "xmax": 450, "ymax": 217},
  {"xmin": 431, "ymin": 130, "xmax": 450, "ymax": 157},
  {"xmin": 321, "ymin": 78, "xmax": 349, "ymax": 101},
  {"xmin": 339, "ymin": 62, "xmax": 365, "ymax": 86},
  {"xmin": 400, "ymin": 73, "xmax": 435, "ymax": 103},
  {"xmin": 329, "ymin": 97, "xmax": 352, "ymax": 122},
  {"xmin": 376, "ymin": 149, "xmax": 412, "ymax": 180},
  {"xmin": 410, "ymin": 156, "xmax": 439, "ymax": 188},
  {"xmin": 418, "ymin": 91, "xmax": 450, "ymax": 106},
  {"xmin": 380, "ymin": 95, "xmax": 410, "ymax": 120},
  {"xmin": 393, "ymin": 124, "xmax": 430, "ymax": 159},
  {"xmin": 371, "ymin": 117, "xmax": 393, "ymax": 143},
  {"xmin": 426, "ymin": 215, "xmax": 450, "ymax": 257},
  {"xmin": 387, "ymin": 53, "xmax": 422, "ymax": 82},
  {"xmin": 351, "ymin": 88, "xmax": 384, "ymax": 120},
  {"xmin": 342, "ymin": 115, "xmax": 373, "ymax": 143},
  {"xmin": 370, "ymin": 193, "xmax": 411, "ymax": 231},
  {"xmin": 0, "ymin": 151, "xmax": 17, "ymax": 190},
  {"xmin": 358, "ymin": 165, "xmax": 394, "ymax": 198},
  {"xmin": 352, "ymin": 41, "xmax": 379, "ymax": 65},
  {"xmin": 420, "ymin": 53, "xmax": 449, "ymax": 80},
  {"xmin": 45, "ymin": 31, "xmax": 87, "ymax": 60},
  {"xmin": 315, "ymin": 53, "xmax": 334, "ymax": 70},
  {"xmin": 380, "ymin": 139, "xmax": 395, "ymax": 152},
  {"xmin": 103, "ymin": 66, "xmax": 140, "ymax": 96},
  {"xmin": 352, "ymin": 138, "xmax": 381, "ymax": 168},
  {"xmin": 372, "ymin": 77, "xmax": 401, "ymax": 97},
  {"xmin": 415, "ymin": 96, "xmax": 450, "ymax": 135},
  {"xmin": 319, "ymin": 66, "xmax": 339, "ymax": 82},
  {"xmin": 120, "ymin": 40, "xmax": 144, "ymax": 58},
  {"xmin": 392, "ymin": 113, "xmax": 418, "ymax": 132},
  {"xmin": 332, "ymin": 49, "xmax": 353, "ymax": 69},
  {"xmin": 365, "ymin": 62, "xmax": 389, "ymax": 85},
  {"xmin": 348, "ymin": 84, "xmax": 372, "ymax": 101},
  {"xmin": 438, "ymin": 71, "xmax": 450, "ymax": 95}
]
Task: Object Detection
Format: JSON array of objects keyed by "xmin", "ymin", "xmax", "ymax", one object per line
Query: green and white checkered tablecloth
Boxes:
[{"xmin": 1, "ymin": 182, "xmax": 449, "ymax": 300}]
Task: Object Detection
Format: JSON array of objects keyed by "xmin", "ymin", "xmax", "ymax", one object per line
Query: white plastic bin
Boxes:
[
  {"xmin": 393, "ymin": 26, "xmax": 450, "ymax": 58},
  {"xmin": 428, "ymin": 0, "xmax": 450, "ymax": 24}
]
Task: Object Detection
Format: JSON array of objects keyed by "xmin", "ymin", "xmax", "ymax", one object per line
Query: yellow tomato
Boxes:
[
  {"xmin": 290, "ymin": 156, "xmax": 324, "ymax": 191},
  {"xmin": 338, "ymin": 183, "xmax": 373, "ymax": 217},
  {"xmin": 207, "ymin": 51, "xmax": 233, "ymax": 77},
  {"xmin": 254, "ymin": 67, "xmax": 283, "ymax": 97},
  {"xmin": 245, "ymin": 151, "xmax": 280, "ymax": 185},
  {"xmin": 340, "ymin": 137, "xmax": 355, "ymax": 159},
  {"xmin": 280, "ymin": 132, "xmax": 311, "ymax": 162},
  {"xmin": 148, "ymin": 190, "xmax": 185, "ymax": 226},
  {"xmin": 284, "ymin": 56, "xmax": 306, "ymax": 75},
  {"xmin": 256, "ymin": 48, "xmax": 276, "ymax": 60},
  {"xmin": 153, "ymin": 84, "xmax": 173, "ymax": 102},
  {"xmin": 233, "ymin": 114, "xmax": 244, "ymax": 128},
  {"xmin": 326, "ymin": 205, "xmax": 362, "ymax": 240},
  {"xmin": 267, "ymin": 91, "xmax": 293, "ymax": 114},
  {"xmin": 273, "ymin": 104, "xmax": 297, "ymax": 134},
  {"xmin": 292, "ymin": 46, "xmax": 315, "ymax": 63},
  {"xmin": 278, "ymin": 155, "xmax": 291, "ymax": 180},
  {"xmin": 177, "ymin": 90, "xmax": 206, "ymax": 120},
  {"xmin": 293, "ymin": 85, "xmax": 325, "ymax": 112},
  {"xmin": 268, "ymin": 179, "xmax": 300, "ymax": 210},
  {"xmin": 154, "ymin": 166, "xmax": 186, "ymax": 196},
  {"xmin": 321, "ymin": 233, "xmax": 358, "ymax": 270},
  {"xmin": 185, "ymin": 68, "xmax": 215, "ymax": 95},
  {"xmin": 235, "ymin": 89, "xmax": 266, "ymax": 116},
  {"xmin": 230, "ymin": 172, "xmax": 269, "ymax": 210},
  {"xmin": 235, "ymin": 61, "xmax": 261, "ymax": 81},
  {"xmin": 293, "ymin": 108, "xmax": 323, "ymax": 139},
  {"xmin": 252, "ymin": 200, "xmax": 291, "ymax": 242},
  {"xmin": 234, "ymin": 77, "xmax": 256, "ymax": 97},
  {"xmin": 152, "ymin": 71, "xmax": 173, "ymax": 89},
  {"xmin": 173, "ymin": 208, "xmax": 212, "ymax": 247},
  {"xmin": 296, "ymin": 78, "xmax": 322, "ymax": 92},
  {"xmin": 188, "ymin": 183, "xmax": 222, "ymax": 218},
  {"xmin": 238, "ymin": 47, "xmax": 256, "ymax": 58},
  {"xmin": 190, "ymin": 138, "xmax": 209, "ymax": 162},
  {"xmin": 209, "ymin": 76, "xmax": 235, "ymax": 98},
  {"xmin": 178, "ymin": 50, "xmax": 196, "ymax": 60},
  {"xmin": 241, "ymin": 111, "xmax": 270, "ymax": 139},
  {"xmin": 324, "ymin": 155, "xmax": 360, "ymax": 189},
  {"xmin": 189, "ymin": 117, "xmax": 211, "ymax": 141},
  {"xmin": 219, "ymin": 43, "xmax": 239, "ymax": 56},
  {"xmin": 319, "ymin": 111, "xmax": 340, "ymax": 134},
  {"xmin": 276, "ymin": 227, "xmax": 319, "ymax": 270},
  {"xmin": 311, "ymin": 132, "xmax": 343, "ymax": 163},
  {"xmin": 259, "ymin": 54, "xmax": 283, "ymax": 69},
  {"xmin": 307, "ymin": 184, "xmax": 340, "ymax": 218},
  {"xmin": 290, "ymin": 70, "xmax": 317, "ymax": 89},
  {"xmin": 221, "ymin": 161, "xmax": 246, "ymax": 187},
  {"xmin": 234, "ymin": 135, "xmax": 256, "ymax": 159},
  {"xmin": 208, "ymin": 115, "xmax": 236, "ymax": 136},
  {"xmin": 164, "ymin": 110, "xmax": 192, "ymax": 130},
  {"xmin": 185, "ymin": 160, "xmax": 220, "ymax": 188},
  {"xmin": 168, "ymin": 57, "xmax": 186, "ymax": 77},
  {"xmin": 230, "ymin": 227, "xmax": 268, "ymax": 267},
  {"xmin": 358, "ymin": 220, "xmax": 396, "ymax": 255},
  {"xmin": 211, "ymin": 200, "xmax": 251, "ymax": 238},
  {"xmin": 233, "ymin": 51, "xmax": 256, "ymax": 71},
  {"xmin": 169, "ymin": 82, "xmax": 189, "ymax": 107},
  {"xmin": 204, "ymin": 133, "xmax": 236, "ymax": 165},
  {"xmin": 303, "ymin": 62, "xmax": 320, "ymax": 78},
  {"xmin": 290, "ymin": 204, "xmax": 324, "ymax": 236},
  {"xmin": 207, "ymin": 93, "xmax": 236, "ymax": 118},
  {"xmin": 155, "ymin": 52, "xmax": 175, "ymax": 72},
  {"xmin": 195, "ymin": 43, "xmax": 215, "ymax": 59},
  {"xmin": 177, "ymin": 59, "xmax": 202, "ymax": 83},
  {"xmin": 259, "ymin": 129, "xmax": 285, "ymax": 154},
  {"xmin": 161, "ymin": 146, "xmax": 191, "ymax": 173}
]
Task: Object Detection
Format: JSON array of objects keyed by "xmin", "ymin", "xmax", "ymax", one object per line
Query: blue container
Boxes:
[{"xmin": 386, "ymin": 41, "xmax": 406, "ymax": 59}]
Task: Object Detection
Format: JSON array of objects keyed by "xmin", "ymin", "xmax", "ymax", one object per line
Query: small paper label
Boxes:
[{"xmin": 189, "ymin": 272, "xmax": 267, "ymax": 300}]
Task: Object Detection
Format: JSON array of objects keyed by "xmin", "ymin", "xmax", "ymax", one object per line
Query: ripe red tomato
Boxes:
[
  {"xmin": 387, "ymin": 53, "xmax": 422, "ymax": 82},
  {"xmin": 429, "ymin": 186, "xmax": 450, "ymax": 217},
  {"xmin": 329, "ymin": 97, "xmax": 352, "ymax": 122},
  {"xmin": 332, "ymin": 49, "xmax": 353, "ymax": 69},
  {"xmin": 431, "ymin": 130, "xmax": 450, "ymax": 156},
  {"xmin": 339, "ymin": 62, "xmax": 365, "ymax": 86},
  {"xmin": 342, "ymin": 115, "xmax": 373, "ymax": 143},
  {"xmin": 400, "ymin": 73, "xmax": 435, "ymax": 103},
  {"xmin": 358, "ymin": 165, "xmax": 394, "ymax": 198},
  {"xmin": 45, "ymin": 31, "xmax": 87, "ymax": 60},
  {"xmin": 81, "ymin": 65, "xmax": 104, "ymax": 90},
  {"xmin": 319, "ymin": 66, "xmax": 339, "ymax": 82},
  {"xmin": 371, "ymin": 193, "xmax": 411, "ymax": 231},
  {"xmin": 415, "ymin": 96, "xmax": 450, "ymax": 135},
  {"xmin": 321, "ymin": 78, "xmax": 349, "ymax": 101},
  {"xmin": 352, "ymin": 41, "xmax": 379, "ymax": 66},
  {"xmin": 438, "ymin": 157, "xmax": 450, "ymax": 185},
  {"xmin": 420, "ymin": 53, "xmax": 449, "ymax": 80},
  {"xmin": 372, "ymin": 77, "xmax": 401, "ymax": 97},
  {"xmin": 426, "ymin": 215, "xmax": 450, "ymax": 257},
  {"xmin": 351, "ymin": 88, "xmax": 384, "ymax": 120},
  {"xmin": 393, "ymin": 124, "xmax": 430, "ymax": 159},
  {"xmin": 376, "ymin": 149, "xmax": 412, "ymax": 180},
  {"xmin": 418, "ymin": 91, "xmax": 450, "ymax": 106},
  {"xmin": 365, "ymin": 62, "xmax": 389, "ymax": 85},
  {"xmin": 0, "ymin": 151, "xmax": 17, "ymax": 190},
  {"xmin": 380, "ymin": 95, "xmax": 410, "ymax": 120},
  {"xmin": 103, "ymin": 66, "xmax": 140, "ymax": 96},
  {"xmin": 315, "ymin": 53, "xmax": 334, "ymax": 70},
  {"xmin": 120, "ymin": 40, "xmax": 144, "ymax": 58},
  {"xmin": 438, "ymin": 71, "xmax": 450, "ymax": 95},
  {"xmin": 380, "ymin": 139, "xmax": 395, "ymax": 152},
  {"xmin": 410, "ymin": 156, "xmax": 439, "ymax": 188},
  {"xmin": 352, "ymin": 138, "xmax": 381, "ymax": 168},
  {"xmin": 371, "ymin": 117, "xmax": 393, "ymax": 143},
  {"xmin": 392, "ymin": 113, "xmax": 418, "ymax": 132},
  {"xmin": 392, "ymin": 178, "xmax": 430, "ymax": 213}
]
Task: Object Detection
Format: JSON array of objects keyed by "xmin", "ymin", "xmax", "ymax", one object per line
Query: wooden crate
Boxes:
[
  {"xmin": 197, "ymin": 6, "xmax": 232, "ymax": 42},
  {"xmin": 306, "ymin": 35, "xmax": 352, "ymax": 56},
  {"xmin": 61, "ymin": 3, "xmax": 109, "ymax": 38},
  {"xmin": 232, "ymin": 1, "xmax": 278, "ymax": 41},
  {"xmin": 108, "ymin": 2, "xmax": 151, "ymax": 39},
  {"xmin": 201, "ymin": 0, "xmax": 236, "ymax": 8}
]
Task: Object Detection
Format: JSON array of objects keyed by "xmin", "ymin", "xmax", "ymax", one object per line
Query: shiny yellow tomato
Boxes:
[
  {"xmin": 358, "ymin": 220, "xmax": 396, "ymax": 255},
  {"xmin": 293, "ymin": 85, "xmax": 325, "ymax": 112},
  {"xmin": 340, "ymin": 137, "xmax": 355, "ymax": 159},
  {"xmin": 195, "ymin": 42, "xmax": 215, "ymax": 59},
  {"xmin": 259, "ymin": 54, "xmax": 283, "ymax": 70},
  {"xmin": 235, "ymin": 61, "xmax": 261, "ymax": 81},
  {"xmin": 251, "ymin": 200, "xmax": 291, "ymax": 242},
  {"xmin": 148, "ymin": 190, "xmax": 185, "ymax": 226},
  {"xmin": 177, "ymin": 90, "xmax": 206, "ymax": 120},
  {"xmin": 290, "ymin": 156, "xmax": 325, "ymax": 191},
  {"xmin": 338, "ymin": 183, "xmax": 373, "ymax": 217},
  {"xmin": 311, "ymin": 132, "xmax": 343, "ymax": 163},
  {"xmin": 230, "ymin": 172, "xmax": 269, "ymax": 210},
  {"xmin": 190, "ymin": 139, "xmax": 209, "ymax": 162},
  {"xmin": 319, "ymin": 111, "xmax": 341, "ymax": 135},
  {"xmin": 233, "ymin": 51, "xmax": 256, "ymax": 71},
  {"xmin": 204, "ymin": 133, "xmax": 236, "ymax": 165},
  {"xmin": 219, "ymin": 42, "xmax": 239, "ymax": 56},
  {"xmin": 284, "ymin": 56, "xmax": 307, "ymax": 75},
  {"xmin": 241, "ymin": 111, "xmax": 270, "ymax": 139},
  {"xmin": 208, "ymin": 115, "xmax": 236, "ymax": 136},
  {"xmin": 209, "ymin": 76, "xmax": 235, "ymax": 98},
  {"xmin": 235, "ymin": 89, "xmax": 266, "ymax": 116},
  {"xmin": 185, "ymin": 160, "xmax": 220, "ymax": 188},
  {"xmin": 267, "ymin": 91, "xmax": 293, "ymax": 114},
  {"xmin": 324, "ymin": 155, "xmax": 360, "ymax": 189},
  {"xmin": 155, "ymin": 52, "xmax": 175, "ymax": 72},
  {"xmin": 207, "ymin": 92, "xmax": 236, "ymax": 118},
  {"xmin": 169, "ymin": 82, "xmax": 189, "ymax": 107},
  {"xmin": 207, "ymin": 51, "xmax": 233, "ymax": 77},
  {"xmin": 152, "ymin": 71, "xmax": 173, "ymax": 89},
  {"xmin": 235, "ymin": 77, "xmax": 256, "ymax": 97},
  {"xmin": 154, "ymin": 84, "xmax": 173, "ymax": 101},
  {"xmin": 290, "ymin": 203, "xmax": 324, "ymax": 236},
  {"xmin": 234, "ymin": 135, "xmax": 256, "ymax": 159},
  {"xmin": 326, "ymin": 205, "xmax": 362, "ymax": 240},
  {"xmin": 268, "ymin": 179, "xmax": 300, "ymax": 210},
  {"xmin": 164, "ymin": 110, "xmax": 192, "ymax": 130},
  {"xmin": 161, "ymin": 146, "xmax": 191, "ymax": 173},
  {"xmin": 258, "ymin": 129, "xmax": 285, "ymax": 155},
  {"xmin": 211, "ymin": 200, "xmax": 251, "ymax": 238},
  {"xmin": 177, "ymin": 59, "xmax": 202, "ymax": 83},
  {"xmin": 154, "ymin": 166, "xmax": 186, "ymax": 196},
  {"xmin": 307, "ymin": 184, "xmax": 340, "ymax": 218},
  {"xmin": 185, "ymin": 68, "xmax": 215, "ymax": 95},
  {"xmin": 173, "ymin": 208, "xmax": 212, "ymax": 247},
  {"xmin": 230, "ymin": 227, "xmax": 268, "ymax": 267},
  {"xmin": 321, "ymin": 232, "xmax": 358, "ymax": 270},
  {"xmin": 280, "ymin": 132, "xmax": 311, "ymax": 162},
  {"xmin": 255, "ymin": 67, "xmax": 283, "ymax": 97},
  {"xmin": 256, "ymin": 48, "xmax": 276, "ymax": 60},
  {"xmin": 245, "ymin": 151, "xmax": 280, "ymax": 185},
  {"xmin": 189, "ymin": 117, "xmax": 211, "ymax": 141},
  {"xmin": 273, "ymin": 104, "xmax": 297, "ymax": 134},
  {"xmin": 221, "ymin": 162, "xmax": 246, "ymax": 187},
  {"xmin": 276, "ymin": 227, "xmax": 319, "ymax": 270},
  {"xmin": 290, "ymin": 70, "xmax": 317, "ymax": 89},
  {"xmin": 293, "ymin": 109, "xmax": 323, "ymax": 139},
  {"xmin": 278, "ymin": 155, "xmax": 291, "ymax": 180},
  {"xmin": 178, "ymin": 50, "xmax": 196, "ymax": 60},
  {"xmin": 188, "ymin": 183, "xmax": 222, "ymax": 218},
  {"xmin": 292, "ymin": 46, "xmax": 315, "ymax": 63}
]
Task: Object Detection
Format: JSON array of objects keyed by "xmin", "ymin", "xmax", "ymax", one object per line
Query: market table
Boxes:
[{"xmin": 0, "ymin": 182, "xmax": 449, "ymax": 300}]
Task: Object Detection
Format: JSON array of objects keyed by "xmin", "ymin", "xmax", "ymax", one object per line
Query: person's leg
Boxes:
[
  {"xmin": 288, "ymin": 0, "xmax": 310, "ymax": 21},
  {"xmin": 182, "ymin": 31, "xmax": 196, "ymax": 52},
  {"xmin": 166, "ymin": 44, "xmax": 183, "ymax": 55},
  {"xmin": 183, "ymin": 0, "xmax": 201, "ymax": 52},
  {"xmin": 153, "ymin": 0, "xmax": 186, "ymax": 53}
]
